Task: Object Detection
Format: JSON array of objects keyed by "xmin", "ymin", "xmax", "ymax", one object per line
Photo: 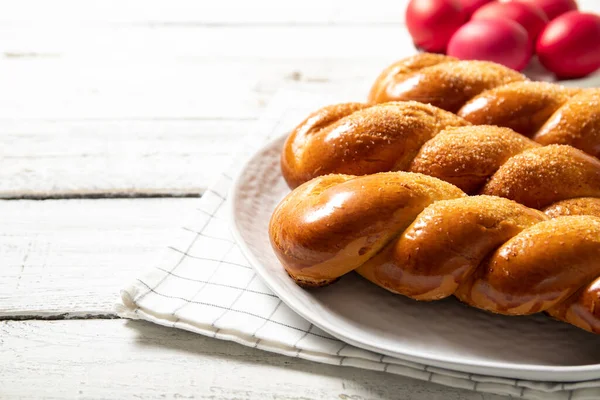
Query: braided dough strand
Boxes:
[
  {"xmin": 269, "ymin": 172, "xmax": 600, "ymax": 334},
  {"xmin": 281, "ymin": 101, "xmax": 469, "ymax": 189},
  {"xmin": 368, "ymin": 55, "xmax": 525, "ymax": 112},
  {"xmin": 411, "ymin": 125, "xmax": 600, "ymax": 209},
  {"xmin": 368, "ymin": 54, "xmax": 600, "ymax": 158},
  {"xmin": 283, "ymin": 102, "xmax": 600, "ymax": 209}
]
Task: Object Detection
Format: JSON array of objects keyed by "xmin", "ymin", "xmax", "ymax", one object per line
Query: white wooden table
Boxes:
[{"xmin": 2, "ymin": 1, "xmax": 598, "ymax": 398}]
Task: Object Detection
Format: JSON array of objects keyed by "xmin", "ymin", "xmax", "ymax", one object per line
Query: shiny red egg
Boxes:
[
  {"xmin": 447, "ymin": 18, "xmax": 532, "ymax": 71},
  {"xmin": 472, "ymin": 1, "xmax": 549, "ymax": 43},
  {"xmin": 536, "ymin": 11, "xmax": 600, "ymax": 78},
  {"xmin": 406, "ymin": 0, "xmax": 468, "ymax": 52}
]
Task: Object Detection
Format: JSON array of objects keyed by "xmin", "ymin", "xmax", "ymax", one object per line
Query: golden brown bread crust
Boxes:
[
  {"xmin": 356, "ymin": 196, "xmax": 547, "ymax": 301},
  {"xmin": 368, "ymin": 55, "xmax": 525, "ymax": 113},
  {"xmin": 547, "ymin": 279, "xmax": 600, "ymax": 334},
  {"xmin": 547, "ymin": 199, "xmax": 600, "ymax": 333},
  {"xmin": 457, "ymin": 81, "xmax": 580, "ymax": 137},
  {"xmin": 456, "ymin": 216, "xmax": 600, "ymax": 317},
  {"xmin": 281, "ymin": 101, "xmax": 469, "ymax": 189},
  {"xmin": 283, "ymin": 111, "xmax": 600, "ymax": 209},
  {"xmin": 409, "ymin": 125, "xmax": 540, "ymax": 193},
  {"xmin": 368, "ymin": 53, "xmax": 457, "ymax": 106},
  {"xmin": 269, "ymin": 171, "xmax": 600, "ymax": 334},
  {"xmin": 534, "ymin": 89, "xmax": 600, "ymax": 158},
  {"xmin": 543, "ymin": 197, "xmax": 600, "ymax": 218},
  {"xmin": 481, "ymin": 145, "xmax": 600, "ymax": 208},
  {"xmin": 369, "ymin": 54, "xmax": 600, "ymax": 158},
  {"xmin": 270, "ymin": 172, "xmax": 465, "ymax": 287}
]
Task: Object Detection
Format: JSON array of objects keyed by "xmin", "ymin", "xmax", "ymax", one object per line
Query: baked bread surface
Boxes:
[
  {"xmin": 269, "ymin": 171, "xmax": 600, "ymax": 334},
  {"xmin": 368, "ymin": 53, "xmax": 600, "ymax": 158}
]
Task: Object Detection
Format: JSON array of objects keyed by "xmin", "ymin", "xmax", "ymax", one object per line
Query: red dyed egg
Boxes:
[
  {"xmin": 536, "ymin": 11, "xmax": 600, "ymax": 78},
  {"xmin": 457, "ymin": 0, "xmax": 495, "ymax": 16},
  {"xmin": 447, "ymin": 18, "xmax": 532, "ymax": 71},
  {"xmin": 473, "ymin": 1, "xmax": 549, "ymax": 42},
  {"xmin": 406, "ymin": 0, "xmax": 468, "ymax": 52},
  {"xmin": 516, "ymin": 0, "xmax": 578, "ymax": 20}
]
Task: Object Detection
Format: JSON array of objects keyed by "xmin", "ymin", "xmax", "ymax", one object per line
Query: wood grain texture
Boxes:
[
  {"xmin": 0, "ymin": 0, "xmax": 407, "ymax": 25},
  {"xmin": 0, "ymin": 198, "xmax": 195, "ymax": 316},
  {"xmin": 0, "ymin": 59, "xmax": 268, "ymax": 120},
  {"xmin": 0, "ymin": 119, "xmax": 249, "ymax": 197},
  {"xmin": 0, "ymin": 58, "xmax": 390, "ymax": 118},
  {"xmin": 0, "ymin": 26, "xmax": 408, "ymax": 60},
  {"xmin": 0, "ymin": 319, "xmax": 508, "ymax": 400}
]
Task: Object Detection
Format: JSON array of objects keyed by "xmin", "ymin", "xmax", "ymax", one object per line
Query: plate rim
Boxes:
[{"xmin": 228, "ymin": 131, "xmax": 600, "ymax": 382}]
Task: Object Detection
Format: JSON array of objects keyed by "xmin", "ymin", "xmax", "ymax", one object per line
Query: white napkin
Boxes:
[{"xmin": 117, "ymin": 86, "xmax": 600, "ymax": 400}]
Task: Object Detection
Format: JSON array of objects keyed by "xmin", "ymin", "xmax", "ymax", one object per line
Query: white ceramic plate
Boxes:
[{"xmin": 229, "ymin": 133, "xmax": 600, "ymax": 383}]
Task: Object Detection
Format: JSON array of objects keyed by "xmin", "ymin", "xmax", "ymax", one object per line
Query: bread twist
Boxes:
[
  {"xmin": 281, "ymin": 101, "xmax": 600, "ymax": 209},
  {"xmin": 368, "ymin": 53, "xmax": 600, "ymax": 158},
  {"xmin": 269, "ymin": 171, "xmax": 600, "ymax": 334}
]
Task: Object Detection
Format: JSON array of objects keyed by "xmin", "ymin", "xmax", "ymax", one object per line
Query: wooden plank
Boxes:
[
  {"xmin": 0, "ymin": 198, "xmax": 196, "ymax": 316},
  {"xmin": 0, "ymin": 59, "xmax": 267, "ymax": 120},
  {"xmin": 0, "ymin": 57, "xmax": 392, "ymax": 119},
  {"xmin": 0, "ymin": 319, "xmax": 508, "ymax": 400},
  {"xmin": 0, "ymin": 59, "xmax": 393, "ymax": 195},
  {"xmin": 0, "ymin": 26, "xmax": 408, "ymax": 60},
  {"xmin": 0, "ymin": 0, "xmax": 407, "ymax": 25},
  {"xmin": 0, "ymin": 119, "xmax": 250, "ymax": 197}
]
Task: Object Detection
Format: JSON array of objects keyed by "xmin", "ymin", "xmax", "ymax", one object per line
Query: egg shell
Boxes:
[
  {"xmin": 472, "ymin": 1, "xmax": 549, "ymax": 43},
  {"xmin": 458, "ymin": 0, "xmax": 495, "ymax": 16},
  {"xmin": 536, "ymin": 11, "xmax": 600, "ymax": 78},
  {"xmin": 406, "ymin": 0, "xmax": 468, "ymax": 52},
  {"xmin": 516, "ymin": 0, "xmax": 578, "ymax": 20},
  {"xmin": 447, "ymin": 18, "xmax": 532, "ymax": 71}
]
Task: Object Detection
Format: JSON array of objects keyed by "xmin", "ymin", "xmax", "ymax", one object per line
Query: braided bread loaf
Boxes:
[
  {"xmin": 269, "ymin": 171, "xmax": 600, "ymax": 334},
  {"xmin": 281, "ymin": 101, "xmax": 600, "ymax": 209},
  {"xmin": 368, "ymin": 53, "xmax": 600, "ymax": 158}
]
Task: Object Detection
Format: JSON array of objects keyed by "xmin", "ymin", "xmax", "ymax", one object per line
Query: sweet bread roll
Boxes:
[
  {"xmin": 269, "ymin": 171, "xmax": 600, "ymax": 334},
  {"xmin": 533, "ymin": 89, "xmax": 600, "ymax": 158},
  {"xmin": 367, "ymin": 54, "xmax": 456, "ymax": 103},
  {"xmin": 480, "ymin": 144, "xmax": 600, "ymax": 208},
  {"xmin": 281, "ymin": 101, "xmax": 469, "ymax": 189},
  {"xmin": 270, "ymin": 172, "xmax": 466, "ymax": 287},
  {"xmin": 368, "ymin": 54, "xmax": 600, "ymax": 158},
  {"xmin": 368, "ymin": 54, "xmax": 525, "ymax": 112},
  {"xmin": 282, "ymin": 104, "xmax": 600, "ymax": 208},
  {"xmin": 409, "ymin": 125, "xmax": 539, "ymax": 193},
  {"xmin": 411, "ymin": 126, "xmax": 600, "ymax": 209}
]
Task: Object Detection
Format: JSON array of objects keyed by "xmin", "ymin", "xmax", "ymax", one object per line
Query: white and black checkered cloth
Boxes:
[{"xmin": 117, "ymin": 86, "xmax": 600, "ymax": 400}]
